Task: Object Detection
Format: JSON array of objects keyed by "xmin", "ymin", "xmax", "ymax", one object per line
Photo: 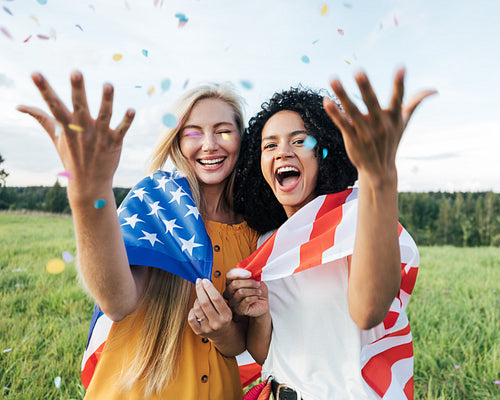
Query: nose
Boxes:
[
  {"xmin": 274, "ymin": 142, "xmax": 293, "ymax": 160},
  {"xmin": 202, "ymin": 132, "xmax": 219, "ymax": 151}
]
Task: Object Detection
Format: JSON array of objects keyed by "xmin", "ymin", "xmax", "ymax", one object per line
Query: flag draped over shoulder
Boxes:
[
  {"xmin": 81, "ymin": 170, "xmax": 213, "ymax": 388},
  {"xmin": 237, "ymin": 188, "xmax": 420, "ymax": 399}
]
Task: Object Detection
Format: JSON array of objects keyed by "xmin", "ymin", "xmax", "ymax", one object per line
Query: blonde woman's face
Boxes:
[{"xmin": 179, "ymin": 98, "xmax": 240, "ymax": 186}]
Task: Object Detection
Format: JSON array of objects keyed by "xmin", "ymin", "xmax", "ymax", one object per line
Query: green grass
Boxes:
[{"xmin": 0, "ymin": 213, "xmax": 499, "ymax": 399}]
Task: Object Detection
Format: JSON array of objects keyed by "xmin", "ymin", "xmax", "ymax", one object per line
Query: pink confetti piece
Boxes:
[
  {"xmin": 57, "ymin": 171, "xmax": 73, "ymax": 179},
  {"xmin": 37, "ymin": 34, "xmax": 50, "ymax": 40},
  {"xmin": 0, "ymin": 26, "xmax": 13, "ymax": 40},
  {"xmin": 337, "ymin": 29, "xmax": 345, "ymax": 36},
  {"xmin": 454, "ymin": 365, "xmax": 461, "ymax": 370},
  {"xmin": 24, "ymin": 35, "xmax": 32, "ymax": 43},
  {"xmin": 394, "ymin": 15, "xmax": 398, "ymax": 26}
]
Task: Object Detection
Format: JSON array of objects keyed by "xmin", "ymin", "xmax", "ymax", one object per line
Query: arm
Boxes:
[
  {"xmin": 17, "ymin": 72, "xmax": 146, "ymax": 321},
  {"xmin": 224, "ymin": 269, "xmax": 272, "ymax": 364},
  {"xmin": 324, "ymin": 68, "xmax": 436, "ymax": 329}
]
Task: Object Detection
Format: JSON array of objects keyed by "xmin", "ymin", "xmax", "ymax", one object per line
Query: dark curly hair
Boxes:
[{"xmin": 234, "ymin": 86, "xmax": 358, "ymax": 234}]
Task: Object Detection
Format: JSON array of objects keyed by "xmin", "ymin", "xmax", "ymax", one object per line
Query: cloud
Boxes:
[{"xmin": 0, "ymin": 73, "xmax": 14, "ymax": 88}]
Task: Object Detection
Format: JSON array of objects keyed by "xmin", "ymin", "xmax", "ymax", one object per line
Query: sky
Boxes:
[{"xmin": 0, "ymin": 0, "xmax": 499, "ymax": 192}]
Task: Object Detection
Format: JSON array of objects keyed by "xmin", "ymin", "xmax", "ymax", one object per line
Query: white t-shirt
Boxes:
[{"xmin": 261, "ymin": 259, "xmax": 387, "ymax": 400}]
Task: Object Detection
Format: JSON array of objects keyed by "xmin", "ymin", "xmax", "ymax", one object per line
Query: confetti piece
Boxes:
[
  {"xmin": 24, "ymin": 35, "xmax": 32, "ymax": 43},
  {"xmin": 162, "ymin": 113, "xmax": 178, "ymax": 128},
  {"xmin": 37, "ymin": 0, "xmax": 48, "ymax": 5},
  {"xmin": 343, "ymin": 2, "xmax": 352, "ymax": 8},
  {"xmin": 57, "ymin": 171, "xmax": 73, "ymax": 179},
  {"xmin": 454, "ymin": 365, "xmax": 461, "ymax": 370},
  {"xmin": 37, "ymin": 34, "xmax": 50, "ymax": 40},
  {"xmin": 30, "ymin": 16, "xmax": 40, "ymax": 25},
  {"xmin": 62, "ymin": 251, "xmax": 74, "ymax": 263},
  {"xmin": 303, "ymin": 135, "xmax": 317, "ymax": 150},
  {"xmin": 240, "ymin": 80, "xmax": 253, "ymax": 90},
  {"xmin": 135, "ymin": 85, "xmax": 142, "ymax": 88},
  {"xmin": 322, "ymin": 148, "xmax": 328, "ymax": 159},
  {"xmin": 113, "ymin": 54, "xmax": 123, "ymax": 61},
  {"xmin": 320, "ymin": 5, "xmax": 328, "ymax": 15},
  {"xmin": 301, "ymin": 55, "xmax": 310, "ymax": 64},
  {"xmin": 312, "ymin": 39, "xmax": 319, "ymax": 45},
  {"xmin": 3, "ymin": 6, "xmax": 13, "ymax": 16},
  {"xmin": 68, "ymin": 124, "xmax": 84, "ymax": 132},
  {"xmin": 175, "ymin": 13, "xmax": 188, "ymax": 27},
  {"xmin": 0, "ymin": 26, "xmax": 13, "ymax": 40},
  {"xmin": 221, "ymin": 133, "xmax": 230, "ymax": 141},
  {"xmin": 54, "ymin": 376, "xmax": 61, "ymax": 389},
  {"xmin": 3, "ymin": 348, "xmax": 12, "ymax": 353},
  {"xmin": 148, "ymin": 86, "xmax": 155, "ymax": 96},
  {"xmin": 394, "ymin": 15, "xmax": 398, "ymax": 26},
  {"xmin": 75, "ymin": 24, "xmax": 83, "ymax": 31},
  {"xmin": 142, "ymin": 49, "xmax": 148, "ymax": 57},
  {"xmin": 183, "ymin": 79, "xmax": 189, "ymax": 89},
  {"xmin": 94, "ymin": 199, "xmax": 106, "ymax": 209},
  {"xmin": 46, "ymin": 258, "xmax": 65, "ymax": 274},
  {"xmin": 161, "ymin": 78, "xmax": 171, "ymax": 91},
  {"xmin": 345, "ymin": 60, "xmax": 351, "ymax": 65},
  {"xmin": 337, "ymin": 29, "xmax": 344, "ymax": 36}
]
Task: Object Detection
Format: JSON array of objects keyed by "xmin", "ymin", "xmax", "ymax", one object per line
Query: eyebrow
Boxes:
[
  {"xmin": 182, "ymin": 121, "xmax": 235, "ymax": 131},
  {"xmin": 261, "ymin": 130, "xmax": 308, "ymax": 141}
]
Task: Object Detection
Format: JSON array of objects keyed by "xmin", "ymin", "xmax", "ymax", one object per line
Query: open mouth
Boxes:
[
  {"xmin": 275, "ymin": 166, "xmax": 301, "ymax": 187},
  {"xmin": 198, "ymin": 157, "xmax": 225, "ymax": 167}
]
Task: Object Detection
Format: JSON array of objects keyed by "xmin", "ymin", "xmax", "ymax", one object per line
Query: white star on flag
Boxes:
[
  {"xmin": 154, "ymin": 176, "xmax": 169, "ymax": 191},
  {"xmin": 147, "ymin": 201, "xmax": 165, "ymax": 217},
  {"xmin": 121, "ymin": 213, "xmax": 144, "ymax": 229},
  {"xmin": 162, "ymin": 218, "xmax": 181, "ymax": 235},
  {"xmin": 185, "ymin": 204, "xmax": 200, "ymax": 219},
  {"xmin": 179, "ymin": 235, "xmax": 203, "ymax": 256},
  {"xmin": 130, "ymin": 187, "xmax": 148, "ymax": 202},
  {"xmin": 169, "ymin": 187, "xmax": 187, "ymax": 204},
  {"xmin": 117, "ymin": 204, "xmax": 126, "ymax": 216},
  {"xmin": 138, "ymin": 231, "xmax": 163, "ymax": 247}
]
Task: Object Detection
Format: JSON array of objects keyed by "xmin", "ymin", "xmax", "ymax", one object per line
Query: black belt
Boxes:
[{"xmin": 270, "ymin": 379, "xmax": 302, "ymax": 400}]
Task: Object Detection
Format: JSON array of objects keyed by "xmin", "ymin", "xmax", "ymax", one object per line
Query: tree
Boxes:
[
  {"xmin": 0, "ymin": 153, "xmax": 9, "ymax": 187},
  {"xmin": 45, "ymin": 180, "xmax": 69, "ymax": 213}
]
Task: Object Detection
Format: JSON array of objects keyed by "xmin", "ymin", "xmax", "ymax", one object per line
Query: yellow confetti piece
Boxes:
[
  {"xmin": 113, "ymin": 54, "xmax": 123, "ymax": 61},
  {"xmin": 148, "ymin": 86, "xmax": 155, "ymax": 96},
  {"xmin": 320, "ymin": 4, "xmax": 328, "ymax": 15},
  {"xmin": 46, "ymin": 258, "xmax": 65, "ymax": 274},
  {"xmin": 345, "ymin": 60, "xmax": 351, "ymax": 65},
  {"xmin": 221, "ymin": 133, "xmax": 230, "ymax": 141},
  {"xmin": 68, "ymin": 124, "xmax": 84, "ymax": 132}
]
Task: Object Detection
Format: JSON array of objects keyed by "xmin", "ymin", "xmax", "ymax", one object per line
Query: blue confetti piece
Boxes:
[
  {"xmin": 322, "ymin": 148, "xmax": 328, "ymax": 159},
  {"xmin": 37, "ymin": 0, "xmax": 48, "ymax": 5},
  {"xmin": 162, "ymin": 113, "xmax": 178, "ymax": 128},
  {"xmin": 175, "ymin": 13, "xmax": 188, "ymax": 22},
  {"xmin": 94, "ymin": 199, "xmax": 106, "ymax": 209},
  {"xmin": 301, "ymin": 55, "xmax": 310, "ymax": 64},
  {"xmin": 303, "ymin": 135, "xmax": 317, "ymax": 150},
  {"xmin": 75, "ymin": 24, "xmax": 83, "ymax": 31},
  {"xmin": 3, "ymin": 6, "xmax": 13, "ymax": 15},
  {"xmin": 135, "ymin": 85, "xmax": 142, "ymax": 88},
  {"xmin": 240, "ymin": 80, "xmax": 253, "ymax": 90},
  {"xmin": 161, "ymin": 78, "xmax": 171, "ymax": 91},
  {"xmin": 142, "ymin": 49, "xmax": 148, "ymax": 57},
  {"xmin": 312, "ymin": 39, "xmax": 319, "ymax": 45}
]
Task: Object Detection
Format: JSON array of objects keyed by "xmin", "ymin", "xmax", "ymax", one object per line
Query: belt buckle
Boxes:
[{"xmin": 276, "ymin": 383, "xmax": 299, "ymax": 400}]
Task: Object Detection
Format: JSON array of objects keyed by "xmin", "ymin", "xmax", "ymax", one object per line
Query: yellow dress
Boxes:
[{"xmin": 84, "ymin": 220, "xmax": 259, "ymax": 400}]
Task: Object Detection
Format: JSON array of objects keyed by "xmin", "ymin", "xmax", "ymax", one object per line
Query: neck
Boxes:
[{"xmin": 199, "ymin": 181, "xmax": 241, "ymax": 224}]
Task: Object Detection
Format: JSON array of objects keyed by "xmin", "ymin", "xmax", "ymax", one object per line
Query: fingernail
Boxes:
[
  {"xmin": 202, "ymin": 278, "xmax": 210, "ymax": 285},
  {"xmin": 31, "ymin": 73, "xmax": 42, "ymax": 85},
  {"xmin": 196, "ymin": 278, "xmax": 201, "ymax": 285}
]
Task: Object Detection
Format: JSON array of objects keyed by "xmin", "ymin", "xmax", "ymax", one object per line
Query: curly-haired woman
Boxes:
[{"xmin": 225, "ymin": 69, "xmax": 436, "ymax": 399}]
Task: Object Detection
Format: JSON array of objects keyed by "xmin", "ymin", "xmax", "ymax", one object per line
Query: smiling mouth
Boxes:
[
  {"xmin": 198, "ymin": 157, "xmax": 225, "ymax": 167},
  {"xmin": 276, "ymin": 166, "xmax": 300, "ymax": 187}
]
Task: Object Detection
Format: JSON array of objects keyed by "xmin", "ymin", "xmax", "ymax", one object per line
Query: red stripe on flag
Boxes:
[
  {"xmin": 81, "ymin": 341, "xmax": 106, "ymax": 389},
  {"xmin": 398, "ymin": 222, "xmax": 403, "ymax": 236},
  {"xmin": 295, "ymin": 190, "xmax": 352, "ymax": 274},
  {"xmin": 404, "ymin": 376, "xmax": 414, "ymax": 399},
  {"xmin": 361, "ymin": 341, "xmax": 414, "ymax": 397},
  {"xmin": 401, "ymin": 265, "xmax": 418, "ymax": 295},
  {"xmin": 239, "ymin": 362, "xmax": 262, "ymax": 388},
  {"xmin": 238, "ymin": 233, "xmax": 277, "ymax": 281}
]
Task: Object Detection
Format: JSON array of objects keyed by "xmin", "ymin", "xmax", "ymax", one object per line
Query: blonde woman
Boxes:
[{"xmin": 18, "ymin": 71, "xmax": 259, "ymax": 399}]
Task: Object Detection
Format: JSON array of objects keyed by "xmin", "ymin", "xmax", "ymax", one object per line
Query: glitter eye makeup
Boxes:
[{"xmin": 184, "ymin": 130, "xmax": 203, "ymax": 138}]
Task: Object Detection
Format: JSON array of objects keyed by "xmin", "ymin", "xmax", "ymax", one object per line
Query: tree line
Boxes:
[{"xmin": 1, "ymin": 182, "xmax": 499, "ymax": 247}]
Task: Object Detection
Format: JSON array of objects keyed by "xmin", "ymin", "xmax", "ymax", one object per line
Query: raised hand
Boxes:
[
  {"xmin": 17, "ymin": 71, "xmax": 135, "ymax": 199},
  {"xmin": 323, "ymin": 68, "xmax": 437, "ymax": 179},
  {"xmin": 224, "ymin": 268, "xmax": 269, "ymax": 318}
]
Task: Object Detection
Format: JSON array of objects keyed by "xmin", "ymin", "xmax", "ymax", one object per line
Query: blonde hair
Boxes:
[{"xmin": 118, "ymin": 83, "xmax": 246, "ymax": 396}]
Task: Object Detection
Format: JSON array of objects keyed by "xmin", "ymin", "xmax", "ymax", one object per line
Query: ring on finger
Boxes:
[{"xmin": 196, "ymin": 317, "xmax": 204, "ymax": 323}]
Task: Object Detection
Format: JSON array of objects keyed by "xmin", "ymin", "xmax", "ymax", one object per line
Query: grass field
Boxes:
[{"xmin": 0, "ymin": 213, "xmax": 499, "ymax": 399}]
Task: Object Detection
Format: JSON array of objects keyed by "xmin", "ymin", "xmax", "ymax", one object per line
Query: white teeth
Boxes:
[
  {"xmin": 200, "ymin": 158, "xmax": 224, "ymax": 165},
  {"xmin": 276, "ymin": 166, "xmax": 299, "ymax": 174}
]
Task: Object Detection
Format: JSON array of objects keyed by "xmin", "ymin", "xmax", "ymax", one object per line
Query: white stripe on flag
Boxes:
[
  {"xmin": 382, "ymin": 356, "xmax": 414, "ymax": 399},
  {"xmin": 81, "ymin": 314, "xmax": 113, "ymax": 370}
]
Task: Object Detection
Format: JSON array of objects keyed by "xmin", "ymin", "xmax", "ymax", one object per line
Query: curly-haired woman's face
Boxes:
[
  {"xmin": 260, "ymin": 110, "xmax": 318, "ymax": 218},
  {"xmin": 179, "ymin": 98, "xmax": 240, "ymax": 187}
]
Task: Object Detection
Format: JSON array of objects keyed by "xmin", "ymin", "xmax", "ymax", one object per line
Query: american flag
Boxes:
[
  {"xmin": 237, "ymin": 188, "xmax": 419, "ymax": 399},
  {"xmin": 82, "ymin": 170, "xmax": 214, "ymax": 388}
]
